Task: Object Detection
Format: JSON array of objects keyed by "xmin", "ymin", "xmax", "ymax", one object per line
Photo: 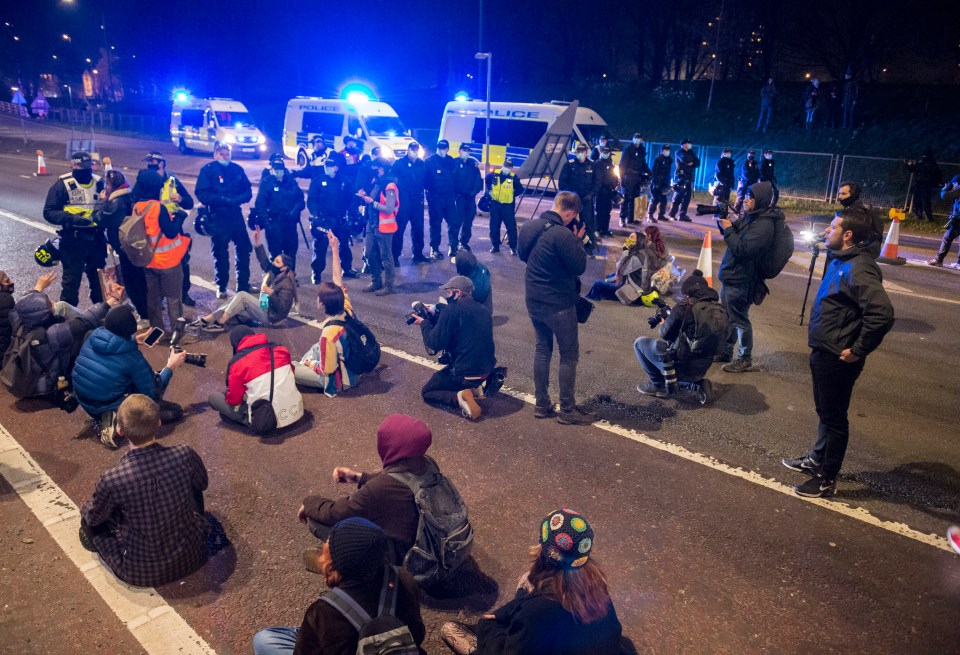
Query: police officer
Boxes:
[
  {"xmin": 307, "ymin": 157, "xmax": 355, "ymax": 282},
  {"xmin": 194, "ymin": 143, "xmax": 253, "ymax": 299},
  {"xmin": 647, "ymin": 144, "xmax": 672, "ymax": 223},
  {"xmin": 453, "ymin": 144, "xmax": 483, "ymax": 253},
  {"xmin": 735, "ymin": 149, "xmax": 760, "ymax": 212},
  {"xmin": 252, "ymin": 154, "xmax": 306, "ymax": 271},
  {"xmin": 594, "ymin": 146, "xmax": 618, "ymax": 236},
  {"xmin": 591, "ymin": 134, "xmax": 611, "ymax": 162},
  {"xmin": 619, "ymin": 132, "xmax": 650, "ymax": 226},
  {"xmin": 486, "ymin": 157, "xmax": 524, "ymax": 255},
  {"xmin": 292, "ymin": 134, "xmax": 329, "ymax": 181},
  {"xmin": 424, "ymin": 140, "xmax": 458, "ymax": 260},
  {"xmin": 42, "ymin": 151, "xmax": 106, "ymax": 306},
  {"xmin": 391, "ymin": 142, "xmax": 428, "ymax": 264},
  {"xmin": 132, "ymin": 152, "xmax": 197, "ymax": 306},
  {"xmin": 760, "ymin": 149, "xmax": 779, "ymax": 206},
  {"xmin": 714, "ymin": 147, "xmax": 735, "ymax": 206},
  {"xmin": 559, "ymin": 144, "xmax": 600, "ymax": 253},
  {"xmin": 668, "ymin": 138, "xmax": 700, "ymax": 222}
]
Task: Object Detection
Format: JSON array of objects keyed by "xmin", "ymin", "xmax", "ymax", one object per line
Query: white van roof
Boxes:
[
  {"xmin": 442, "ymin": 100, "xmax": 607, "ymax": 126},
  {"xmin": 286, "ymin": 97, "xmax": 399, "ymax": 118},
  {"xmin": 191, "ymin": 98, "xmax": 248, "ymax": 112}
]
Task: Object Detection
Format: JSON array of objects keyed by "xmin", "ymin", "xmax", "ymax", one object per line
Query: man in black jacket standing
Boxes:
[
  {"xmin": 307, "ymin": 158, "xmax": 354, "ymax": 282},
  {"xmin": 195, "ymin": 143, "xmax": 253, "ymax": 299},
  {"xmin": 782, "ymin": 207, "xmax": 894, "ymax": 497},
  {"xmin": 647, "ymin": 144, "xmax": 672, "ymax": 222},
  {"xmin": 594, "ymin": 146, "xmax": 618, "ymax": 236},
  {"xmin": 424, "ymin": 140, "xmax": 458, "ymax": 260},
  {"xmin": 734, "ymin": 150, "xmax": 760, "ymax": 213},
  {"xmin": 906, "ymin": 151, "xmax": 942, "ymax": 222},
  {"xmin": 518, "ymin": 192, "xmax": 591, "ymax": 425},
  {"xmin": 619, "ymin": 133, "xmax": 650, "ymax": 226},
  {"xmin": 759, "ymin": 149, "xmax": 778, "ymax": 206},
  {"xmin": 413, "ymin": 275, "xmax": 495, "ymax": 421},
  {"xmin": 668, "ymin": 138, "xmax": 700, "ymax": 222},
  {"xmin": 713, "ymin": 147, "xmax": 735, "ymax": 206},
  {"xmin": 252, "ymin": 154, "xmax": 305, "ymax": 271},
  {"xmin": 559, "ymin": 144, "xmax": 599, "ymax": 254},
  {"xmin": 391, "ymin": 143, "xmax": 429, "ymax": 264},
  {"xmin": 453, "ymin": 144, "xmax": 483, "ymax": 253}
]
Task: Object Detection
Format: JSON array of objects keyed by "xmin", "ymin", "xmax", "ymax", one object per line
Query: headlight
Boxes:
[
  {"xmin": 224, "ymin": 134, "xmax": 236, "ymax": 144},
  {"xmin": 256, "ymin": 135, "xmax": 265, "ymax": 144}
]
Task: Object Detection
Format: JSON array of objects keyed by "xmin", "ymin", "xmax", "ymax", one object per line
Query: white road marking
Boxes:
[{"xmin": 0, "ymin": 423, "xmax": 216, "ymax": 655}]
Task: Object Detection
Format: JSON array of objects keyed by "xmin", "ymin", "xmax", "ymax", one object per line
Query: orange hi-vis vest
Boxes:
[
  {"xmin": 378, "ymin": 181, "xmax": 399, "ymax": 234},
  {"xmin": 140, "ymin": 200, "xmax": 190, "ymax": 269}
]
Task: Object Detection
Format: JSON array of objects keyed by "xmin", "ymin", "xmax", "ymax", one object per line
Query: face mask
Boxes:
[
  {"xmin": 601, "ymin": 153, "xmax": 610, "ymax": 160},
  {"xmin": 839, "ymin": 194, "xmax": 855, "ymax": 208},
  {"xmin": 765, "ymin": 155, "xmax": 772, "ymax": 160},
  {"xmin": 73, "ymin": 168, "xmax": 93, "ymax": 184},
  {"xmin": 271, "ymin": 264, "xmax": 283, "ymax": 275},
  {"xmin": 503, "ymin": 167, "xmax": 512, "ymax": 174},
  {"xmin": 723, "ymin": 153, "xmax": 731, "ymax": 159},
  {"xmin": 633, "ymin": 139, "xmax": 641, "ymax": 145},
  {"xmin": 460, "ymin": 152, "xmax": 469, "ymax": 160},
  {"xmin": 272, "ymin": 169, "xmax": 284, "ymax": 179},
  {"xmin": 217, "ymin": 158, "xmax": 230, "ymax": 167},
  {"xmin": 147, "ymin": 163, "xmax": 160, "ymax": 171},
  {"xmin": 438, "ymin": 149, "xmax": 448, "ymax": 157},
  {"xmin": 324, "ymin": 166, "xmax": 337, "ymax": 176},
  {"xmin": 577, "ymin": 153, "xmax": 587, "ymax": 162},
  {"xmin": 408, "ymin": 151, "xmax": 418, "ymax": 159}
]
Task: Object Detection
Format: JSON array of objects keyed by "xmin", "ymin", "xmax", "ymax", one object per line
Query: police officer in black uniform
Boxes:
[
  {"xmin": 42, "ymin": 151, "xmax": 106, "ymax": 306},
  {"xmin": 647, "ymin": 144, "xmax": 673, "ymax": 222},
  {"xmin": 735, "ymin": 149, "xmax": 760, "ymax": 212},
  {"xmin": 194, "ymin": 143, "xmax": 253, "ymax": 299},
  {"xmin": 307, "ymin": 157, "xmax": 355, "ymax": 282},
  {"xmin": 252, "ymin": 154, "xmax": 306, "ymax": 270},
  {"xmin": 453, "ymin": 144, "xmax": 483, "ymax": 253},
  {"xmin": 391, "ymin": 142, "xmax": 428, "ymax": 264},
  {"xmin": 594, "ymin": 146, "xmax": 618, "ymax": 236},
  {"xmin": 559, "ymin": 143, "xmax": 600, "ymax": 253},
  {"xmin": 714, "ymin": 147, "xmax": 735, "ymax": 206},
  {"xmin": 424, "ymin": 140, "xmax": 458, "ymax": 260},
  {"xmin": 619, "ymin": 132, "xmax": 650, "ymax": 226},
  {"xmin": 292, "ymin": 134, "xmax": 329, "ymax": 181},
  {"xmin": 669, "ymin": 138, "xmax": 700, "ymax": 222},
  {"xmin": 760, "ymin": 149, "xmax": 779, "ymax": 206}
]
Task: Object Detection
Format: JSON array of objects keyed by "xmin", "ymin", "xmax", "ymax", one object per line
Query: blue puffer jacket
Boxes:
[{"xmin": 72, "ymin": 326, "xmax": 158, "ymax": 415}]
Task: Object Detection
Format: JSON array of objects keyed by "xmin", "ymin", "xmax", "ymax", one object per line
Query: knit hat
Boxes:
[
  {"xmin": 104, "ymin": 305, "xmax": 137, "ymax": 340},
  {"xmin": 540, "ymin": 508, "xmax": 594, "ymax": 570},
  {"xmin": 376, "ymin": 414, "xmax": 432, "ymax": 466},
  {"xmin": 328, "ymin": 517, "xmax": 388, "ymax": 581},
  {"xmin": 681, "ymin": 269, "xmax": 710, "ymax": 296},
  {"xmin": 230, "ymin": 326, "xmax": 255, "ymax": 353}
]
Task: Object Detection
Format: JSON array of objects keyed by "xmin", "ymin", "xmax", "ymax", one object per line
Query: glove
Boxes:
[{"xmin": 246, "ymin": 212, "xmax": 263, "ymax": 231}]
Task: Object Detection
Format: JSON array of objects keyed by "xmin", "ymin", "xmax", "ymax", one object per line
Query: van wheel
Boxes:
[
  {"xmin": 178, "ymin": 138, "xmax": 191, "ymax": 155},
  {"xmin": 297, "ymin": 149, "xmax": 307, "ymax": 168}
]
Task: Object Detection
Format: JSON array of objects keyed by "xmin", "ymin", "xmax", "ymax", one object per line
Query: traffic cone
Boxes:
[
  {"xmin": 102, "ymin": 156, "xmax": 113, "ymax": 172},
  {"xmin": 695, "ymin": 231, "xmax": 713, "ymax": 287},
  {"xmin": 34, "ymin": 150, "xmax": 49, "ymax": 176},
  {"xmin": 877, "ymin": 211, "xmax": 906, "ymax": 265}
]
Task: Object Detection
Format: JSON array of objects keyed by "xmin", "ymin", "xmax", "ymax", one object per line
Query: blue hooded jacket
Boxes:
[{"xmin": 72, "ymin": 326, "xmax": 159, "ymax": 415}]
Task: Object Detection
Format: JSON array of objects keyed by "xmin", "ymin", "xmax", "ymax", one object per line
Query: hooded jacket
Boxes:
[
  {"xmin": 658, "ymin": 284, "xmax": 723, "ymax": 380},
  {"xmin": 95, "ymin": 186, "xmax": 134, "ymax": 252},
  {"xmin": 518, "ymin": 211, "xmax": 587, "ymax": 315},
  {"xmin": 72, "ymin": 326, "xmax": 163, "ymax": 415},
  {"xmin": 836, "ymin": 182, "xmax": 884, "ymax": 259},
  {"xmin": 718, "ymin": 182, "xmax": 779, "ymax": 287},
  {"xmin": 225, "ymin": 333, "xmax": 303, "ymax": 428},
  {"xmin": 455, "ymin": 249, "xmax": 492, "ymax": 312}
]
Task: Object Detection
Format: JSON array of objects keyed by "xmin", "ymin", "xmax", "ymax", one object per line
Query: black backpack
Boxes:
[
  {"xmin": 0, "ymin": 324, "xmax": 47, "ymax": 398},
  {"xmin": 389, "ymin": 456, "xmax": 474, "ymax": 588},
  {"xmin": 327, "ymin": 314, "xmax": 381, "ymax": 375},
  {"xmin": 758, "ymin": 215, "xmax": 795, "ymax": 280},
  {"xmin": 684, "ymin": 299, "xmax": 729, "ymax": 358},
  {"xmin": 320, "ymin": 565, "xmax": 419, "ymax": 655}
]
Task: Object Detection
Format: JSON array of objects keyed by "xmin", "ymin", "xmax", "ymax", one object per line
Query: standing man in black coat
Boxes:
[
  {"xmin": 618, "ymin": 132, "xmax": 650, "ymax": 226},
  {"xmin": 841, "ymin": 73, "xmax": 859, "ymax": 130},
  {"xmin": 594, "ymin": 146, "xmax": 618, "ymax": 236},
  {"xmin": 647, "ymin": 144, "xmax": 673, "ymax": 222},
  {"xmin": 194, "ymin": 143, "xmax": 253, "ymax": 299},
  {"xmin": 713, "ymin": 147, "xmax": 735, "ymax": 206},
  {"xmin": 734, "ymin": 150, "xmax": 760, "ymax": 213},
  {"xmin": 906, "ymin": 151, "xmax": 942, "ymax": 222},
  {"xmin": 759, "ymin": 149, "xmax": 779, "ymax": 206},
  {"xmin": 252, "ymin": 154, "xmax": 306, "ymax": 270},
  {"xmin": 558, "ymin": 144, "xmax": 599, "ymax": 254},
  {"xmin": 453, "ymin": 144, "xmax": 483, "ymax": 253},
  {"xmin": 424, "ymin": 140, "xmax": 458, "ymax": 260},
  {"xmin": 307, "ymin": 158, "xmax": 355, "ymax": 282},
  {"xmin": 668, "ymin": 138, "xmax": 700, "ymax": 222},
  {"xmin": 391, "ymin": 142, "xmax": 429, "ymax": 264},
  {"xmin": 756, "ymin": 78, "xmax": 777, "ymax": 133}
]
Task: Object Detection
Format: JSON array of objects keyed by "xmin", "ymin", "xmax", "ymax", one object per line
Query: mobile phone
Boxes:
[{"xmin": 143, "ymin": 327, "xmax": 164, "ymax": 347}]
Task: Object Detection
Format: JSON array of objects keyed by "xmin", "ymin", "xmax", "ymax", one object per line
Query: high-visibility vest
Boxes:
[
  {"xmin": 490, "ymin": 171, "xmax": 516, "ymax": 204},
  {"xmin": 140, "ymin": 200, "xmax": 190, "ymax": 269},
  {"xmin": 60, "ymin": 173, "xmax": 101, "ymax": 223},
  {"xmin": 378, "ymin": 181, "xmax": 399, "ymax": 234},
  {"xmin": 160, "ymin": 176, "xmax": 182, "ymax": 216}
]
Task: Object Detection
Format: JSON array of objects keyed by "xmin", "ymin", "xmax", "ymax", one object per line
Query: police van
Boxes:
[
  {"xmin": 282, "ymin": 97, "xmax": 419, "ymax": 167},
  {"xmin": 438, "ymin": 100, "xmax": 618, "ymax": 170},
  {"xmin": 170, "ymin": 97, "xmax": 267, "ymax": 158}
]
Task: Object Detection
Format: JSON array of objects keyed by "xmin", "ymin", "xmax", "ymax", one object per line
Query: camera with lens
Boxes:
[
  {"xmin": 695, "ymin": 201, "xmax": 730, "ymax": 219},
  {"xmin": 54, "ymin": 376, "xmax": 79, "ymax": 413},
  {"xmin": 646, "ymin": 297, "xmax": 672, "ymax": 329},
  {"xmin": 405, "ymin": 301, "xmax": 432, "ymax": 326},
  {"xmin": 169, "ymin": 318, "xmax": 207, "ymax": 367}
]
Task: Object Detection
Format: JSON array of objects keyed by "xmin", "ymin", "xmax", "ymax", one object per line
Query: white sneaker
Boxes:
[
  {"xmin": 457, "ymin": 389, "xmax": 481, "ymax": 421},
  {"xmin": 98, "ymin": 410, "xmax": 117, "ymax": 449}
]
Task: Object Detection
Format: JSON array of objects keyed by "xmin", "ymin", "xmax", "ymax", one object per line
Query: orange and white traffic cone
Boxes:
[
  {"xmin": 102, "ymin": 156, "xmax": 113, "ymax": 172},
  {"xmin": 695, "ymin": 230, "xmax": 714, "ymax": 287},
  {"xmin": 34, "ymin": 150, "xmax": 49, "ymax": 176},
  {"xmin": 877, "ymin": 211, "xmax": 906, "ymax": 265}
]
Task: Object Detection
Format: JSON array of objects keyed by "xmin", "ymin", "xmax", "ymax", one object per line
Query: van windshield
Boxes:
[
  {"xmin": 364, "ymin": 116, "xmax": 410, "ymax": 137},
  {"xmin": 215, "ymin": 111, "xmax": 256, "ymax": 129},
  {"xmin": 576, "ymin": 124, "xmax": 618, "ymax": 149}
]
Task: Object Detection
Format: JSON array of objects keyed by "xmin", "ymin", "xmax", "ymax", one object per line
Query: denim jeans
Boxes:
[
  {"xmin": 530, "ymin": 307, "xmax": 579, "ymax": 412},
  {"xmin": 807, "ymin": 349, "xmax": 865, "ymax": 480},
  {"xmin": 252, "ymin": 627, "xmax": 299, "ymax": 655},
  {"xmin": 720, "ymin": 283, "xmax": 753, "ymax": 360},
  {"xmin": 633, "ymin": 336, "xmax": 671, "ymax": 384}
]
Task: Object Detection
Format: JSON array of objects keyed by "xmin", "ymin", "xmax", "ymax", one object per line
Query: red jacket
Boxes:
[{"xmin": 225, "ymin": 334, "xmax": 303, "ymax": 428}]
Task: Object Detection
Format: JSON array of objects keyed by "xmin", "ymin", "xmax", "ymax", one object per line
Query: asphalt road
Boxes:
[{"xmin": 1, "ymin": 119, "xmax": 959, "ymax": 654}]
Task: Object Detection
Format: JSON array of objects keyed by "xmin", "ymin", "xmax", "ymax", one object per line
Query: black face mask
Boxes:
[
  {"xmin": 838, "ymin": 195, "xmax": 856, "ymax": 208},
  {"xmin": 271, "ymin": 264, "xmax": 283, "ymax": 276},
  {"xmin": 147, "ymin": 164, "xmax": 160, "ymax": 171},
  {"xmin": 73, "ymin": 168, "xmax": 93, "ymax": 184}
]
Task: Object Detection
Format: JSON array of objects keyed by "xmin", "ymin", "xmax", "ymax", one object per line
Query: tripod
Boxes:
[{"xmin": 798, "ymin": 244, "xmax": 821, "ymax": 325}]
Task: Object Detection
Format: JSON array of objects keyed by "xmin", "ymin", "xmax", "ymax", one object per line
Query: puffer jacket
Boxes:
[
  {"xmin": 0, "ymin": 289, "xmax": 13, "ymax": 368},
  {"xmin": 718, "ymin": 182, "xmax": 778, "ymax": 287},
  {"xmin": 72, "ymin": 326, "xmax": 159, "ymax": 415},
  {"xmin": 225, "ymin": 333, "xmax": 303, "ymax": 428}
]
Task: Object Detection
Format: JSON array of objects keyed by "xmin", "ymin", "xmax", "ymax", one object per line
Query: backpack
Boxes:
[
  {"xmin": 389, "ymin": 456, "xmax": 473, "ymax": 588},
  {"xmin": 248, "ymin": 345, "xmax": 278, "ymax": 436},
  {"xmin": 321, "ymin": 565, "xmax": 419, "ymax": 655},
  {"xmin": 0, "ymin": 324, "xmax": 47, "ymax": 398},
  {"xmin": 327, "ymin": 314, "xmax": 381, "ymax": 375},
  {"xmin": 684, "ymin": 299, "xmax": 729, "ymax": 358},
  {"xmin": 757, "ymin": 216, "xmax": 795, "ymax": 280},
  {"xmin": 118, "ymin": 200, "xmax": 160, "ymax": 267}
]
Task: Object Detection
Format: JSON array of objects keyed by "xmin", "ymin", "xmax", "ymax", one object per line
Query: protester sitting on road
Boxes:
[
  {"xmin": 1, "ymin": 272, "xmax": 121, "ymax": 401},
  {"xmin": 297, "ymin": 414, "xmax": 433, "ymax": 565},
  {"xmin": 252, "ymin": 518, "xmax": 426, "ymax": 655},
  {"xmin": 440, "ymin": 508, "xmax": 622, "ymax": 655},
  {"xmin": 587, "ymin": 232, "xmax": 646, "ymax": 301},
  {"xmin": 207, "ymin": 326, "xmax": 304, "ymax": 432},
  {"xmin": 0, "ymin": 270, "xmax": 14, "ymax": 367},
  {"xmin": 195, "ymin": 229, "xmax": 296, "ymax": 332},
  {"xmin": 79, "ymin": 395, "xmax": 210, "ymax": 588},
  {"xmin": 412, "ymin": 276, "xmax": 496, "ymax": 421},
  {"xmin": 293, "ymin": 231, "xmax": 362, "ymax": 397},
  {"xmin": 454, "ymin": 248, "xmax": 493, "ymax": 313}
]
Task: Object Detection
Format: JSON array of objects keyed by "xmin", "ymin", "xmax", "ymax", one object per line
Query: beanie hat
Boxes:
[
  {"xmin": 136, "ymin": 170, "xmax": 165, "ymax": 201},
  {"xmin": 681, "ymin": 269, "xmax": 710, "ymax": 296},
  {"xmin": 229, "ymin": 326, "xmax": 255, "ymax": 353},
  {"xmin": 328, "ymin": 517, "xmax": 387, "ymax": 581},
  {"xmin": 376, "ymin": 414, "xmax": 432, "ymax": 466},
  {"xmin": 104, "ymin": 305, "xmax": 137, "ymax": 340},
  {"xmin": 540, "ymin": 508, "xmax": 594, "ymax": 570}
]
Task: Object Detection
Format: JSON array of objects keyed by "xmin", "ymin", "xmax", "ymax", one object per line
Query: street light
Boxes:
[
  {"xmin": 475, "ymin": 52, "xmax": 492, "ymax": 181},
  {"xmin": 62, "ymin": 33, "xmax": 71, "ymax": 42}
]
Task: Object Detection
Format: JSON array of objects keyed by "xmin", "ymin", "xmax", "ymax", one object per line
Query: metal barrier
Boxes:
[
  {"xmin": 906, "ymin": 162, "xmax": 960, "ymax": 218},
  {"xmin": 44, "ymin": 107, "xmax": 168, "ymax": 136},
  {"xmin": 835, "ymin": 155, "xmax": 913, "ymax": 211}
]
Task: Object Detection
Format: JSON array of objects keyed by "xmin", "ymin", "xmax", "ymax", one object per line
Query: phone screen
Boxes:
[{"xmin": 143, "ymin": 327, "xmax": 164, "ymax": 347}]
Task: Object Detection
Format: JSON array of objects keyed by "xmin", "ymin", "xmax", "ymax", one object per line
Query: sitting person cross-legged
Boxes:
[{"xmin": 79, "ymin": 394, "xmax": 210, "ymax": 588}]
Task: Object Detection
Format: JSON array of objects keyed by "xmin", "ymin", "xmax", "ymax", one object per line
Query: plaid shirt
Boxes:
[{"xmin": 81, "ymin": 442, "xmax": 210, "ymax": 587}]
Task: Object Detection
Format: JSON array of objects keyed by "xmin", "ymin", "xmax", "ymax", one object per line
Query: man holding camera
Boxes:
[{"xmin": 411, "ymin": 275, "xmax": 495, "ymax": 421}]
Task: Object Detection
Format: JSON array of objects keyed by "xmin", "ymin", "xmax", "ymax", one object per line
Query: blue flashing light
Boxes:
[
  {"xmin": 454, "ymin": 91, "xmax": 470, "ymax": 102},
  {"xmin": 341, "ymin": 82, "xmax": 376, "ymax": 104},
  {"xmin": 173, "ymin": 89, "xmax": 190, "ymax": 105}
]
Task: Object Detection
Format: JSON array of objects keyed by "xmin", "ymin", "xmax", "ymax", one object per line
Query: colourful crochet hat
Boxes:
[{"xmin": 539, "ymin": 508, "xmax": 594, "ymax": 570}]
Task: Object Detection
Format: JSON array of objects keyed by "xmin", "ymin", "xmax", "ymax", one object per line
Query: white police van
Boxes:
[
  {"xmin": 170, "ymin": 97, "xmax": 267, "ymax": 158},
  {"xmin": 438, "ymin": 100, "xmax": 618, "ymax": 170},
  {"xmin": 282, "ymin": 97, "xmax": 419, "ymax": 167}
]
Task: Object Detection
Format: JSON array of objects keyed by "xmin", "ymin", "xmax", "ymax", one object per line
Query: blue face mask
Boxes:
[{"xmin": 217, "ymin": 158, "xmax": 230, "ymax": 167}]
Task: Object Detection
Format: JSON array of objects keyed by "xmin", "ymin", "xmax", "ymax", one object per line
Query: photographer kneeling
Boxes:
[
  {"xmin": 411, "ymin": 276, "xmax": 496, "ymax": 421},
  {"xmin": 633, "ymin": 270, "xmax": 727, "ymax": 402}
]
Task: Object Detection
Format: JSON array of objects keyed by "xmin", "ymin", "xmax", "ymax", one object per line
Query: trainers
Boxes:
[
  {"xmin": 342, "ymin": 269, "xmax": 360, "ymax": 279},
  {"xmin": 447, "ymin": 247, "xmax": 457, "ymax": 259},
  {"xmin": 928, "ymin": 258, "xmax": 943, "ymax": 267},
  {"xmin": 302, "ymin": 547, "xmax": 325, "ymax": 574},
  {"xmin": 98, "ymin": 410, "xmax": 117, "ymax": 449},
  {"xmin": 362, "ymin": 282, "xmax": 382, "ymax": 293},
  {"xmin": 781, "ymin": 455, "xmax": 819, "ymax": 476},
  {"xmin": 794, "ymin": 475, "xmax": 836, "ymax": 498},
  {"xmin": 374, "ymin": 286, "xmax": 395, "ymax": 296},
  {"xmin": 78, "ymin": 526, "xmax": 97, "ymax": 553},
  {"xmin": 457, "ymin": 389, "xmax": 481, "ymax": 421},
  {"xmin": 947, "ymin": 526, "xmax": 960, "ymax": 556},
  {"xmin": 636, "ymin": 381, "xmax": 669, "ymax": 398},
  {"xmin": 440, "ymin": 622, "xmax": 478, "ymax": 655},
  {"xmin": 722, "ymin": 358, "xmax": 752, "ymax": 373},
  {"xmin": 430, "ymin": 249, "xmax": 445, "ymax": 261},
  {"xmin": 489, "ymin": 247, "xmax": 500, "ymax": 254},
  {"xmin": 678, "ymin": 215, "xmax": 692, "ymax": 222},
  {"xmin": 533, "ymin": 404, "xmax": 556, "ymax": 419},
  {"xmin": 949, "ymin": 262, "xmax": 960, "ymax": 270},
  {"xmin": 412, "ymin": 254, "xmax": 431, "ymax": 264},
  {"xmin": 556, "ymin": 406, "xmax": 595, "ymax": 426},
  {"xmin": 201, "ymin": 321, "xmax": 225, "ymax": 333},
  {"xmin": 216, "ymin": 290, "xmax": 228, "ymax": 300}
]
